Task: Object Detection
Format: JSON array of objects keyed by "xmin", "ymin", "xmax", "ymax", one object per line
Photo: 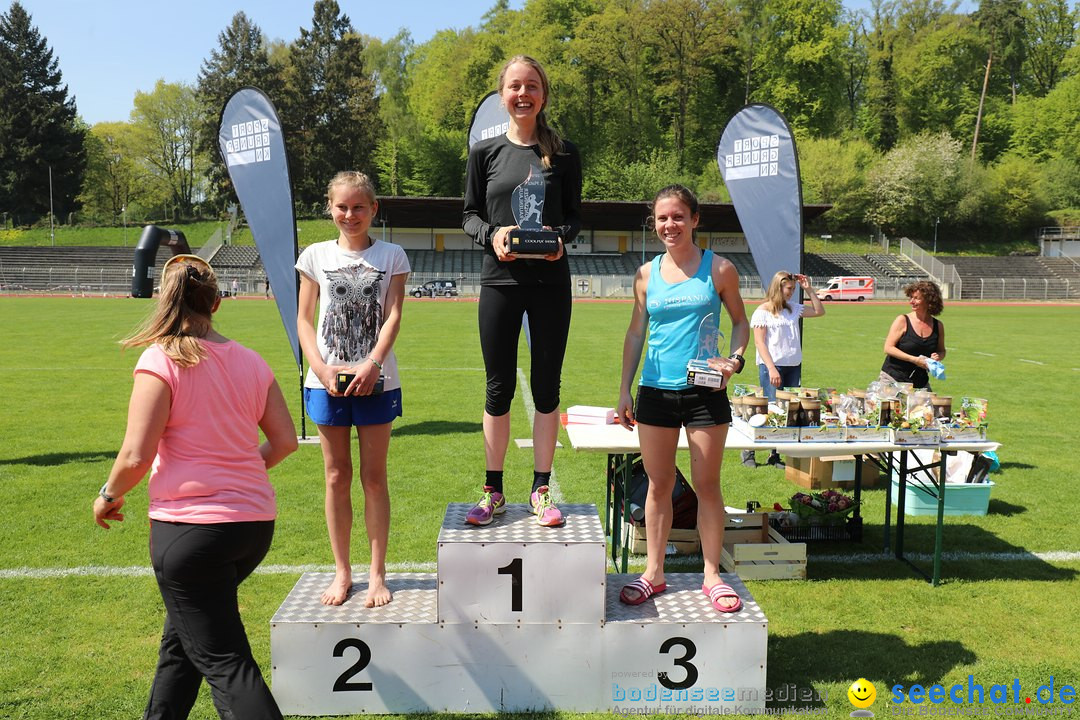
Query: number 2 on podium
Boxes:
[
  {"xmin": 332, "ymin": 638, "xmax": 372, "ymax": 692},
  {"xmin": 497, "ymin": 557, "xmax": 523, "ymax": 611}
]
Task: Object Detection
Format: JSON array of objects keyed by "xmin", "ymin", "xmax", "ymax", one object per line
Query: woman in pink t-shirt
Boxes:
[{"xmin": 93, "ymin": 254, "xmax": 297, "ymax": 720}]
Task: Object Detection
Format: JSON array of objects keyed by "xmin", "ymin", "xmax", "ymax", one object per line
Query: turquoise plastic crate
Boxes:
[{"xmin": 890, "ymin": 479, "xmax": 994, "ymax": 516}]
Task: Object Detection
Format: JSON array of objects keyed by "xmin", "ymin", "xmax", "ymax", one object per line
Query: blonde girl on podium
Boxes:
[{"xmin": 296, "ymin": 171, "xmax": 410, "ymax": 607}]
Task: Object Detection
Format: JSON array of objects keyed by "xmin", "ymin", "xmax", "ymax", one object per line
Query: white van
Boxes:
[{"xmin": 816, "ymin": 276, "xmax": 875, "ymax": 301}]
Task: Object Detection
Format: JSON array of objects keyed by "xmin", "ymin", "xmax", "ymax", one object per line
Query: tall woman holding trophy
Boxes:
[
  {"xmin": 616, "ymin": 185, "xmax": 750, "ymax": 613},
  {"xmin": 462, "ymin": 55, "xmax": 582, "ymax": 528}
]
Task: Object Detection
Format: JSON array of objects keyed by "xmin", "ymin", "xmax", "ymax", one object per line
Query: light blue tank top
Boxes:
[{"xmin": 640, "ymin": 249, "xmax": 721, "ymax": 390}]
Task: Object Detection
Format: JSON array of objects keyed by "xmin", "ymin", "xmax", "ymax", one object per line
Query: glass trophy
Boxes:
[
  {"xmin": 685, "ymin": 313, "xmax": 728, "ymax": 389},
  {"xmin": 507, "ymin": 164, "xmax": 560, "ymax": 257}
]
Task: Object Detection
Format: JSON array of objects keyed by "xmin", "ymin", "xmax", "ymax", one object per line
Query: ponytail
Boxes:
[{"xmin": 123, "ymin": 256, "xmax": 219, "ymax": 367}]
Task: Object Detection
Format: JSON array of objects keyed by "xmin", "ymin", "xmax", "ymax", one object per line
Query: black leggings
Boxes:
[
  {"xmin": 145, "ymin": 519, "xmax": 282, "ymax": 720},
  {"xmin": 479, "ymin": 284, "xmax": 572, "ymax": 416}
]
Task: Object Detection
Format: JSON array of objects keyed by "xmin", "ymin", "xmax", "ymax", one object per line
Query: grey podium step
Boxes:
[{"xmin": 269, "ymin": 502, "xmax": 768, "ymax": 715}]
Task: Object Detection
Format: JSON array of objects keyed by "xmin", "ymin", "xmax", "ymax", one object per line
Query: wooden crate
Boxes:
[
  {"xmin": 622, "ymin": 524, "xmax": 700, "ymax": 555},
  {"xmin": 720, "ymin": 513, "xmax": 807, "ymax": 580}
]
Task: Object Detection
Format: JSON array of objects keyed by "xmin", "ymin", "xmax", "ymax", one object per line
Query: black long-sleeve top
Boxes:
[{"xmin": 462, "ymin": 134, "xmax": 582, "ymax": 286}]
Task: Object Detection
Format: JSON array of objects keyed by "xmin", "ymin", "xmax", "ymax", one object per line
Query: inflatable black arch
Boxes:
[{"xmin": 131, "ymin": 225, "xmax": 193, "ymax": 298}]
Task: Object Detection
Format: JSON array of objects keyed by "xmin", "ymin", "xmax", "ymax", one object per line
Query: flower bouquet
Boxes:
[{"xmin": 789, "ymin": 490, "xmax": 859, "ymax": 525}]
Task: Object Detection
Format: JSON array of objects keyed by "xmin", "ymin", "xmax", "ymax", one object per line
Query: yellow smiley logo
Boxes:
[{"xmin": 848, "ymin": 678, "xmax": 877, "ymax": 709}]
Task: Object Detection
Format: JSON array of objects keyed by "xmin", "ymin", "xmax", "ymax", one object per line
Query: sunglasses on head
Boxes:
[{"xmin": 164, "ymin": 254, "xmax": 215, "ymax": 276}]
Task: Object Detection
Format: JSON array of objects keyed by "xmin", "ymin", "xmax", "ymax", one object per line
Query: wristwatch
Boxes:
[
  {"xmin": 98, "ymin": 483, "xmax": 118, "ymax": 503},
  {"xmin": 728, "ymin": 353, "xmax": 745, "ymax": 374}
]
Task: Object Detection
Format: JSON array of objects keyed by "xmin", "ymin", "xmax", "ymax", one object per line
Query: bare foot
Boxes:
[
  {"xmin": 321, "ymin": 571, "xmax": 352, "ymax": 606},
  {"xmin": 364, "ymin": 575, "xmax": 392, "ymax": 608}
]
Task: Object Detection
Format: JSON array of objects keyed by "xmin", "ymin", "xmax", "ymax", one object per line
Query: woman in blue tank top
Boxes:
[{"xmin": 616, "ymin": 185, "xmax": 750, "ymax": 614}]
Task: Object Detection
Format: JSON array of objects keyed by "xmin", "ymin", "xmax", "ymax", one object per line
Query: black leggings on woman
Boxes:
[
  {"xmin": 145, "ymin": 519, "xmax": 282, "ymax": 720},
  {"xmin": 479, "ymin": 284, "xmax": 572, "ymax": 416}
]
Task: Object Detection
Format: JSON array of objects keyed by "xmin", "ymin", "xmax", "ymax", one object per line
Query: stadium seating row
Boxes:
[{"xmin": 3, "ymin": 245, "xmax": 1077, "ymax": 299}]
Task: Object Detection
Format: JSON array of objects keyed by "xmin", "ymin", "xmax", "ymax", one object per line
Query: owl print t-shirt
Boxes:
[{"xmin": 295, "ymin": 238, "xmax": 411, "ymax": 391}]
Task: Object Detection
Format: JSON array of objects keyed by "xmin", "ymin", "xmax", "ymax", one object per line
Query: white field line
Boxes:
[
  {"xmin": 516, "ymin": 367, "xmax": 563, "ymax": 504},
  {"xmin": 972, "ymin": 352, "xmax": 996, "ymax": 357},
  {"xmin": 0, "ymin": 562, "xmax": 438, "ymax": 580},
  {"xmin": 8, "ymin": 552, "xmax": 1080, "ymax": 580},
  {"xmin": 632, "ymin": 550, "xmax": 1080, "ymax": 571},
  {"xmin": 0, "ymin": 367, "xmax": 128, "ymax": 371},
  {"xmin": 813, "ymin": 550, "xmax": 1080, "ymax": 563},
  {"xmin": 0, "ymin": 366, "xmax": 486, "ymax": 373},
  {"xmin": 1018, "ymin": 359, "xmax": 1045, "ymax": 365}
]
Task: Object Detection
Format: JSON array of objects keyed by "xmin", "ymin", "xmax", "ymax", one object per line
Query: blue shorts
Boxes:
[{"xmin": 304, "ymin": 387, "xmax": 403, "ymax": 427}]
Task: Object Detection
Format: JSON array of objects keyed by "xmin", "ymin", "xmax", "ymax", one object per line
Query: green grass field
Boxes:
[{"xmin": 1, "ymin": 297, "xmax": 1077, "ymax": 719}]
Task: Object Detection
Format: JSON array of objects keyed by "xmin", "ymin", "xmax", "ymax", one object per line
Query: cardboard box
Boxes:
[
  {"xmin": 892, "ymin": 428, "xmax": 941, "ymax": 446},
  {"xmin": 940, "ymin": 425, "xmax": 987, "ymax": 443},
  {"xmin": 890, "ymin": 479, "xmax": 994, "ymax": 516},
  {"xmin": 843, "ymin": 426, "xmax": 892, "ymax": 442},
  {"xmin": 785, "ymin": 454, "xmax": 881, "ymax": 489},
  {"xmin": 751, "ymin": 426, "xmax": 800, "ymax": 443},
  {"xmin": 798, "ymin": 425, "xmax": 845, "ymax": 443},
  {"xmin": 720, "ymin": 513, "xmax": 807, "ymax": 580},
  {"xmin": 565, "ymin": 405, "xmax": 616, "ymax": 424}
]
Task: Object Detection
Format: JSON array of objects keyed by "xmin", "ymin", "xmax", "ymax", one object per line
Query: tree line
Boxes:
[{"xmin": 1, "ymin": 0, "xmax": 1077, "ymax": 244}]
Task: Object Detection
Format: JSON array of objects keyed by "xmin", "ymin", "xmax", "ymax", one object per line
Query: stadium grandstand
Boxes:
[{"xmin": 2, "ymin": 197, "xmax": 1078, "ymax": 300}]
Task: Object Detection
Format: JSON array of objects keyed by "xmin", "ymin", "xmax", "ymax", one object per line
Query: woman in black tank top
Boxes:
[{"xmin": 881, "ymin": 281, "xmax": 946, "ymax": 389}]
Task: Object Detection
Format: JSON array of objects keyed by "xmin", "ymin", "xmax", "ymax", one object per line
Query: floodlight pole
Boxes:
[
  {"xmin": 49, "ymin": 166, "xmax": 55, "ymax": 246},
  {"xmin": 933, "ymin": 217, "xmax": 940, "ymax": 254}
]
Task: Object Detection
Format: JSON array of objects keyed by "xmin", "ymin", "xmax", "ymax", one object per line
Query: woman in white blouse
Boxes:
[{"xmin": 744, "ymin": 271, "xmax": 826, "ymax": 468}]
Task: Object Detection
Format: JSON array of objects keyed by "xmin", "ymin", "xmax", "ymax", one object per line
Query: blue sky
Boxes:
[
  {"xmin": 19, "ymin": 0, "xmax": 529, "ymax": 125},
  {"xmin": 19, "ymin": 0, "xmax": 974, "ymax": 127}
]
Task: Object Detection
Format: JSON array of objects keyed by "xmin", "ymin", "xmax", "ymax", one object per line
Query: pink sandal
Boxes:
[
  {"xmin": 620, "ymin": 576, "xmax": 667, "ymax": 605},
  {"xmin": 703, "ymin": 582, "xmax": 743, "ymax": 613}
]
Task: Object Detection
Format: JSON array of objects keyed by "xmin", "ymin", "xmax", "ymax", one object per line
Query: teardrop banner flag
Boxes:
[
  {"xmin": 716, "ymin": 104, "xmax": 804, "ymax": 289},
  {"xmin": 468, "ymin": 91, "xmax": 510, "ymax": 149},
  {"xmin": 217, "ymin": 86, "xmax": 301, "ymax": 369}
]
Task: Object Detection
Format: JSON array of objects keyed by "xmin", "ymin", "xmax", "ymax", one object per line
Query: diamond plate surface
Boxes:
[
  {"xmin": 605, "ymin": 573, "xmax": 767, "ymax": 624},
  {"xmin": 271, "ymin": 572, "xmax": 436, "ymax": 624},
  {"xmin": 439, "ymin": 503, "xmax": 604, "ymax": 544}
]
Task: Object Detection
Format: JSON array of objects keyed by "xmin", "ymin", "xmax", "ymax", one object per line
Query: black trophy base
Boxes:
[
  {"xmin": 686, "ymin": 361, "xmax": 727, "ymax": 389},
  {"xmin": 508, "ymin": 228, "xmax": 560, "ymax": 258}
]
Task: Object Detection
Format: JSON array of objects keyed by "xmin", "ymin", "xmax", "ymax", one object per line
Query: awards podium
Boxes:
[{"xmin": 270, "ymin": 503, "xmax": 768, "ymax": 714}]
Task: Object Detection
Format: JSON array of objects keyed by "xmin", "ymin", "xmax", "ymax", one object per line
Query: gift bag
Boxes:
[{"xmin": 616, "ymin": 459, "xmax": 699, "ymax": 529}]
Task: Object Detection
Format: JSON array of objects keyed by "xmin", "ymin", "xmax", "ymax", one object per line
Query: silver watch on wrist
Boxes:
[{"xmin": 98, "ymin": 483, "xmax": 117, "ymax": 503}]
